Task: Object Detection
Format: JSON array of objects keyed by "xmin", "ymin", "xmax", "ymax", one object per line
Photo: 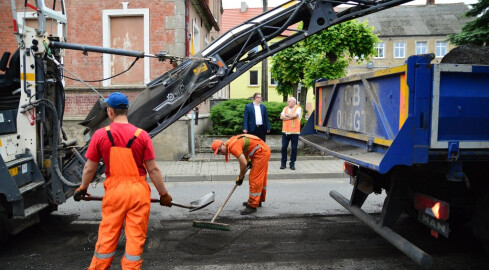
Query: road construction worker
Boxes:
[
  {"xmin": 74, "ymin": 92, "xmax": 172, "ymax": 270},
  {"xmin": 211, "ymin": 134, "xmax": 271, "ymax": 215}
]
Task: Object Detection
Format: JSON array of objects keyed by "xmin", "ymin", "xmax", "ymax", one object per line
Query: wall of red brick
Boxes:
[
  {"xmin": 1, "ymin": 1, "xmax": 217, "ymax": 119},
  {"xmin": 63, "ymin": 89, "xmax": 143, "ymax": 117},
  {"xmin": 1, "ymin": 1, "xmax": 178, "ymax": 116},
  {"xmin": 64, "ymin": 1, "xmax": 177, "ymax": 90},
  {"xmin": 0, "ymin": 1, "xmax": 21, "ymax": 56}
]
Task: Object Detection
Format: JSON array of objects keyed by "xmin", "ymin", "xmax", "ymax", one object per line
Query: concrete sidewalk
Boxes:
[{"xmin": 156, "ymin": 153, "xmax": 347, "ymax": 182}]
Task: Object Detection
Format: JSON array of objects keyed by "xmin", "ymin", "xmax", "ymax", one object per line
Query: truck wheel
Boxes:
[
  {"xmin": 472, "ymin": 189, "xmax": 489, "ymax": 254},
  {"xmin": 0, "ymin": 207, "xmax": 8, "ymax": 244}
]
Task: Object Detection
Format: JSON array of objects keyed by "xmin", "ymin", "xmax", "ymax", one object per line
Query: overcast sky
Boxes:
[{"xmin": 222, "ymin": 0, "xmax": 479, "ymax": 9}]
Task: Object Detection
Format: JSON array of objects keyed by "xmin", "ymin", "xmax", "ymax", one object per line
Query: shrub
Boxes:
[
  {"xmin": 208, "ymin": 99, "xmax": 286, "ymax": 135},
  {"xmin": 208, "ymin": 99, "xmax": 249, "ymax": 135},
  {"xmin": 208, "ymin": 99, "xmax": 306, "ymax": 135}
]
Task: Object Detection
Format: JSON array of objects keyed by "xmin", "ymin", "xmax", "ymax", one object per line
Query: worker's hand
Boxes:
[
  {"xmin": 236, "ymin": 176, "xmax": 244, "ymax": 186},
  {"xmin": 160, "ymin": 193, "xmax": 173, "ymax": 207},
  {"xmin": 247, "ymin": 158, "xmax": 252, "ymax": 169},
  {"xmin": 74, "ymin": 187, "xmax": 88, "ymax": 202},
  {"xmin": 243, "ymin": 129, "xmax": 248, "ymax": 134}
]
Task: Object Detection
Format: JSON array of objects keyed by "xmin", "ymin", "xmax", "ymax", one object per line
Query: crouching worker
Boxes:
[
  {"xmin": 74, "ymin": 92, "xmax": 173, "ymax": 270},
  {"xmin": 211, "ymin": 134, "xmax": 271, "ymax": 215}
]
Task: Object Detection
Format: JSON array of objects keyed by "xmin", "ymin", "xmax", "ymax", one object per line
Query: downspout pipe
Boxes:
[{"xmin": 185, "ymin": 0, "xmax": 190, "ymax": 57}]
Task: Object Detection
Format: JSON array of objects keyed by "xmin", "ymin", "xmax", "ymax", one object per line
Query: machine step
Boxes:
[
  {"xmin": 18, "ymin": 181, "xmax": 44, "ymax": 194},
  {"xmin": 5, "ymin": 156, "xmax": 34, "ymax": 169},
  {"xmin": 13, "ymin": 203, "xmax": 49, "ymax": 219}
]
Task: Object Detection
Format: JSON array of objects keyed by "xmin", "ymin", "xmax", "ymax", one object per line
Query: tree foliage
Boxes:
[
  {"xmin": 448, "ymin": 0, "xmax": 489, "ymax": 46},
  {"xmin": 270, "ymin": 20, "xmax": 379, "ymax": 105},
  {"xmin": 275, "ymin": 81, "xmax": 293, "ymax": 101}
]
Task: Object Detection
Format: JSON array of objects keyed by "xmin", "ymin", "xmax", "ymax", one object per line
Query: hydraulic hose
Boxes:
[
  {"xmin": 264, "ymin": 0, "xmax": 307, "ymax": 40},
  {"xmin": 32, "ymin": 99, "xmax": 80, "ymax": 187}
]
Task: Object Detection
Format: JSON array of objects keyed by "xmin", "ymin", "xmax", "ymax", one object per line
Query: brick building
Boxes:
[
  {"xmin": 0, "ymin": 0, "xmax": 222, "ymax": 160},
  {"xmin": 0, "ymin": 0, "xmax": 222, "ymax": 117}
]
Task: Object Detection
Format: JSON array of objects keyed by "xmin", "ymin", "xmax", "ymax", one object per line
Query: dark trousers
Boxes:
[
  {"xmin": 281, "ymin": 133, "xmax": 298, "ymax": 166},
  {"xmin": 250, "ymin": 125, "xmax": 266, "ymax": 142}
]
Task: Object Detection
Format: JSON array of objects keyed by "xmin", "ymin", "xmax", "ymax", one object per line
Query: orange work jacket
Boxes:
[{"xmin": 282, "ymin": 105, "xmax": 301, "ymax": 134}]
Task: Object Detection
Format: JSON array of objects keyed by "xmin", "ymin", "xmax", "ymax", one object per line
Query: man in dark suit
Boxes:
[{"xmin": 243, "ymin": 93, "xmax": 271, "ymax": 142}]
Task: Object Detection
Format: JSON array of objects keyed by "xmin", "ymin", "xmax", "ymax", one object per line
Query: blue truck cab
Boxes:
[{"xmin": 301, "ymin": 54, "xmax": 489, "ymax": 267}]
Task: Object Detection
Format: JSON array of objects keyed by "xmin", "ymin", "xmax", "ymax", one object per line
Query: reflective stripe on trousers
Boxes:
[
  {"xmin": 94, "ymin": 251, "xmax": 116, "ymax": 260},
  {"xmin": 250, "ymin": 187, "xmax": 267, "ymax": 197},
  {"xmin": 247, "ymin": 143, "xmax": 271, "ymax": 208},
  {"xmin": 124, "ymin": 252, "xmax": 142, "ymax": 261}
]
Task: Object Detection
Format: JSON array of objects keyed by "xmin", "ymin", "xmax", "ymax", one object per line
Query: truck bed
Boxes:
[{"xmin": 301, "ymin": 54, "xmax": 489, "ymax": 173}]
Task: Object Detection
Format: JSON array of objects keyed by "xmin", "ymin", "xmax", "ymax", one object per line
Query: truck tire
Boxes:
[{"xmin": 472, "ymin": 189, "xmax": 489, "ymax": 254}]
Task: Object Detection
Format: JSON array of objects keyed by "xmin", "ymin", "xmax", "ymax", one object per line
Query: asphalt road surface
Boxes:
[
  {"xmin": 1, "ymin": 179, "xmax": 488, "ymax": 269},
  {"xmin": 1, "ymin": 214, "xmax": 488, "ymax": 270}
]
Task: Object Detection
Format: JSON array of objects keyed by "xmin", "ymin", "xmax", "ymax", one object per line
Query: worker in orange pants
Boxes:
[
  {"xmin": 74, "ymin": 92, "xmax": 172, "ymax": 269},
  {"xmin": 211, "ymin": 134, "xmax": 271, "ymax": 215}
]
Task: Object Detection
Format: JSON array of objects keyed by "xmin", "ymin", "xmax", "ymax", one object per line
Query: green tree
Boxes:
[
  {"xmin": 271, "ymin": 20, "xmax": 379, "ymax": 107},
  {"xmin": 448, "ymin": 0, "xmax": 489, "ymax": 46},
  {"xmin": 275, "ymin": 81, "xmax": 293, "ymax": 102},
  {"xmin": 270, "ymin": 45, "xmax": 307, "ymax": 101}
]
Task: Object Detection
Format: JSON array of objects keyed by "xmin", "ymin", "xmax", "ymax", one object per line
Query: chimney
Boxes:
[
  {"xmin": 241, "ymin": 1, "xmax": 248, "ymax": 13},
  {"xmin": 426, "ymin": 0, "xmax": 435, "ymax": 5}
]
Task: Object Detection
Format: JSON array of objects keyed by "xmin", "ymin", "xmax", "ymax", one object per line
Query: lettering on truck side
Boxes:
[
  {"xmin": 420, "ymin": 213, "xmax": 450, "ymax": 238},
  {"xmin": 336, "ymin": 85, "xmax": 366, "ymax": 132}
]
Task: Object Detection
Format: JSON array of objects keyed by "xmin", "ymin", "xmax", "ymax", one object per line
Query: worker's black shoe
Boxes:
[
  {"xmin": 243, "ymin": 201, "xmax": 262, "ymax": 207},
  {"xmin": 280, "ymin": 164, "xmax": 286, "ymax": 169},
  {"xmin": 290, "ymin": 164, "xmax": 296, "ymax": 170},
  {"xmin": 240, "ymin": 205, "xmax": 257, "ymax": 215}
]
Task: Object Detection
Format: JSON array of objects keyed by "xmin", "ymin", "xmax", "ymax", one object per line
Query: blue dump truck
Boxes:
[{"xmin": 301, "ymin": 54, "xmax": 489, "ymax": 268}]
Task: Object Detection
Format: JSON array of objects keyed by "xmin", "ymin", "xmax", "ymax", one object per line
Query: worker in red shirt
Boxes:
[
  {"xmin": 211, "ymin": 134, "xmax": 271, "ymax": 215},
  {"xmin": 74, "ymin": 92, "xmax": 172, "ymax": 270}
]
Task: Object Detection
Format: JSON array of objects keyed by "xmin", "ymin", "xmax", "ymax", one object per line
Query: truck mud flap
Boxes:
[{"xmin": 330, "ymin": 190, "xmax": 433, "ymax": 268}]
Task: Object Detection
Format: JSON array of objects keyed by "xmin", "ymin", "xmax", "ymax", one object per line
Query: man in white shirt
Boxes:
[{"xmin": 243, "ymin": 93, "xmax": 271, "ymax": 142}]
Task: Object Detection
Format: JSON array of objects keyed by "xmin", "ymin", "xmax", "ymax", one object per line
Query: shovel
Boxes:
[{"xmin": 80, "ymin": 191, "xmax": 215, "ymax": 212}]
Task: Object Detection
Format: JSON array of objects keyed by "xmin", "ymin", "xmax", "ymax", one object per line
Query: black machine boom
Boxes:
[{"xmin": 64, "ymin": 0, "xmax": 412, "ymax": 138}]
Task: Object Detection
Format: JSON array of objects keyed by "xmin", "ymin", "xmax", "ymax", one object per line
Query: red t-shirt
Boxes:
[{"xmin": 85, "ymin": 122, "xmax": 156, "ymax": 176}]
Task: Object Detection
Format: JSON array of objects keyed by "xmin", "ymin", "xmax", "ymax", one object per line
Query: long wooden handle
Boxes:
[
  {"xmin": 81, "ymin": 196, "xmax": 195, "ymax": 209},
  {"xmin": 211, "ymin": 184, "xmax": 238, "ymax": 223}
]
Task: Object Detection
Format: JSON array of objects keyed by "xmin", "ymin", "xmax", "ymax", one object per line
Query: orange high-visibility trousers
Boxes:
[
  {"xmin": 247, "ymin": 143, "xmax": 271, "ymax": 208},
  {"xmin": 88, "ymin": 135, "xmax": 151, "ymax": 270}
]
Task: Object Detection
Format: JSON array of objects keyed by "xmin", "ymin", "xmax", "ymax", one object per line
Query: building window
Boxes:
[
  {"xmin": 204, "ymin": 34, "xmax": 209, "ymax": 48},
  {"xmin": 416, "ymin": 41, "xmax": 427, "ymax": 55},
  {"xmin": 436, "ymin": 41, "xmax": 447, "ymax": 57},
  {"xmin": 374, "ymin": 42, "xmax": 384, "ymax": 58},
  {"xmin": 394, "ymin": 42, "xmax": 405, "ymax": 58},
  {"xmin": 102, "ymin": 8, "xmax": 150, "ymax": 86},
  {"xmin": 270, "ymin": 75, "xmax": 277, "ymax": 86},
  {"xmin": 249, "ymin": 70, "xmax": 258, "ymax": 86}
]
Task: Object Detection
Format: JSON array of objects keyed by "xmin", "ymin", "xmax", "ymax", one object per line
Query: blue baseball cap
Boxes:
[{"xmin": 105, "ymin": 92, "xmax": 129, "ymax": 109}]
